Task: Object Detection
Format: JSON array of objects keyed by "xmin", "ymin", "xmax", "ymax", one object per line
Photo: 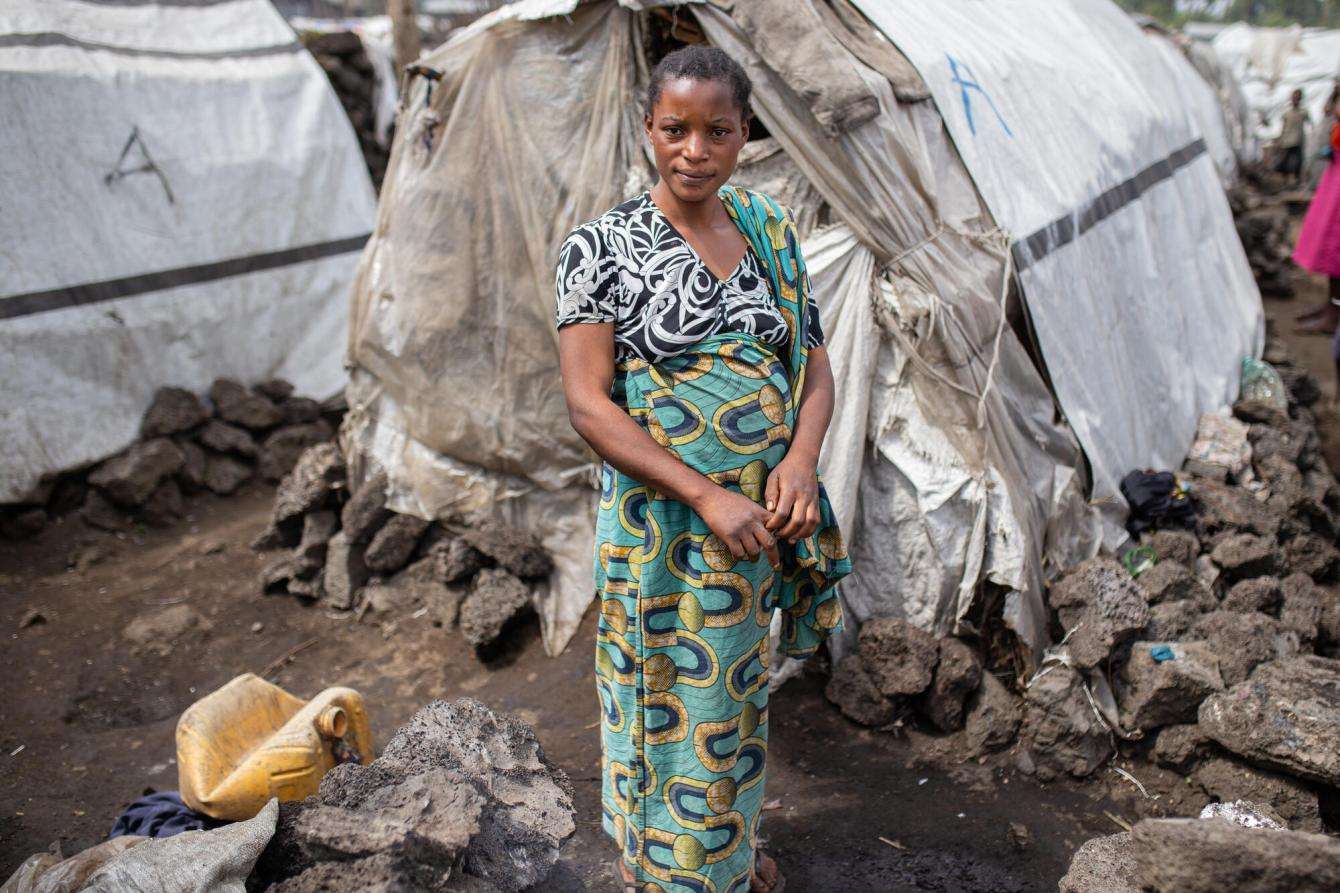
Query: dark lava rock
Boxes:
[
  {"xmin": 1210, "ymin": 533, "xmax": 1282, "ymax": 582},
  {"xmin": 1143, "ymin": 600, "xmax": 1202, "ymax": 641},
  {"xmin": 1220, "ymin": 576, "xmax": 1281, "ymax": 614},
  {"xmin": 176, "ymin": 439, "xmax": 207, "ymax": 493},
  {"xmin": 254, "ymin": 378, "xmax": 295, "ymax": 402},
  {"xmin": 425, "ymin": 534, "xmax": 486, "ymax": 585},
  {"xmin": 1152, "ymin": 724, "xmax": 1209, "ymax": 771},
  {"xmin": 322, "ymin": 531, "xmax": 368, "ymax": 611},
  {"xmin": 258, "ymin": 421, "xmax": 335, "ymax": 483},
  {"xmin": 1285, "ymin": 533, "xmax": 1340, "ymax": 583},
  {"xmin": 1114, "ymin": 641, "xmax": 1222, "ymax": 732},
  {"xmin": 197, "ymin": 419, "xmax": 259, "ymax": 458},
  {"xmin": 1136, "ymin": 560, "xmax": 1213, "ymax": 607},
  {"xmin": 856, "ymin": 616, "xmax": 938, "ymax": 697},
  {"xmin": 342, "ymin": 471, "xmax": 392, "ymax": 544},
  {"xmin": 88, "ymin": 438, "xmax": 185, "ymax": 507},
  {"xmin": 825, "ymin": 653, "xmax": 898, "ymax": 728},
  {"xmin": 1131, "ymin": 816, "xmax": 1340, "ymax": 892},
  {"xmin": 202, "ymin": 452, "xmax": 253, "ymax": 496},
  {"xmin": 268, "ymin": 443, "xmax": 346, "ymax": 544},
  {"xmin": 209, "ymin": 377, "xmax": 282, "ymax": 430},
  {"xmin": 1191, "ymin": 475, "xmax": 1281, "ymax": 538},
  {"xmin": 1232, "ymin": 397, "xmax": 1290, "ymax": 429},
  {"xmin": 1058, "ymin": 832, "xmax": 1138, "ymax": 893},
  {"xmin": 1019, "ymin": 664, "xmax": 1112, "ymax": 781},
  {"xmin": 1279, "ymin": 572, "xmax": 1323, "ymax": 643},
  {"xmin": 80, "ymin": 489, "xmax": 130, "ymax": 532},
  {"xmin": 1198, "ymin": 655, "xmax": 1340, "ymax": 787},
  {"xmin": 1188, "ymin": 611, "xmax": 1298, "ymax": 686},
  {"xmin": 364, "ymin": 514, "xmax": 431, "ymax": 575},
  {"xmin": 1192, "ymin": 757, "xmax": 1323, "ymax": 833},
  {"xmin": 279, "ymin": 396, "xmax": 322, "ymax": 425},
  {"xmin": 921, "ymin": 638, "xmax": 982, "ymax": 732},
  {"xmin": 964, "ymin": 672, "xmax": 1023, "ymax": 755},
  {"xmin": 140, "ymin": 479, "xmax": 184, "ymax": 527},
  {"xmin": 140, "ymin": 386, "xmax": 209, "ymax": 437},
  {"xmin": 255, "ymin": 699, "xmax": 572, "ymax": 892},
  {"xmin": 1048, "ymin": 558, "xmax": 1150, "ymax": 669},
  {"xmin": 458, "ymin": 569, "xmax": 532, "ymax": 649},
  {"xmin": 363, "ymin": 556, "xmax": 469, "ymax": 628},
  {"xmin": 1139, "ymin": 529, "xmax": 1200, "ymax": 568},
  {"xmin": 460, "ymin": 519, "xmax": 553, "ymax": 581}
]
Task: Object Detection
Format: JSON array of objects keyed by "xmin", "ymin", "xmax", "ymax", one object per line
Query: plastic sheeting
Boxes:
[
  {"xmin": 0, "ymin": 0, "xmax": 377, "ymax": 503},
  {"xmin": 853, "ymin": 0, "xmax": 1263, "ymax": 545},
  {"xmin": 345, "ymin": 0, "xmax": 1254, "ymax": 659},
  {"xmin": 1214, "ymin": 23, "xmax": 1340, "ymax": 150}
]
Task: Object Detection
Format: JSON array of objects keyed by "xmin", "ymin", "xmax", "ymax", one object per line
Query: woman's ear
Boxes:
[{"xmin": 644, "ymin": 112, "xmax": 654, "ymax": 136}]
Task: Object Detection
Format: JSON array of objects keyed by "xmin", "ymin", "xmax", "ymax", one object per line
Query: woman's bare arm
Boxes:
[{"xmin": 559, "ymin": 323, "xmax": 780, "ymax": 564}]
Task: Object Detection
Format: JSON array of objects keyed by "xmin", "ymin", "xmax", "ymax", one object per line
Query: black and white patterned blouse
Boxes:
[{"xmin": 554, "ymin": 192, "xmax": 824, "ymax": 362}]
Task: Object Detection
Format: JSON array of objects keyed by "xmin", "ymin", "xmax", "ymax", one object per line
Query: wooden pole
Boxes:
[{"xmin": 388, "ymin": 0, "xmax": 421, "ymax": 75}]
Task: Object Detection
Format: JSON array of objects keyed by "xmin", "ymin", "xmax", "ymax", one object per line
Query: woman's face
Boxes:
[{"xmin": 644, "ymin": 76, "xmax": 749, "ymax": 204}]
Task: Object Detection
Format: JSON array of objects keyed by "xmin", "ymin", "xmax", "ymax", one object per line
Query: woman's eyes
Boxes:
[{"xmin": 661, "ymin": 127, "xmax": 732, "ymax": 139}]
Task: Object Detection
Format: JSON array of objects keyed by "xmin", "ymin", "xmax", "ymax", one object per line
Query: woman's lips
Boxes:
[{"xmin": 674, "ymin": 170, "xmax": 712, "ymax": 184}]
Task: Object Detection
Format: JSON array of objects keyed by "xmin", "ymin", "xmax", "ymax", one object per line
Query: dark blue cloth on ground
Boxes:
[{"xmin": 110, "ymin": 791, "xmax": 224, "ymax": 839}]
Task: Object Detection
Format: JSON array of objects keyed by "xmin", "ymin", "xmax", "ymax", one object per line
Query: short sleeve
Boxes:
[
  {"xmin": 555, "ymin": 223, "xmax": 618, "ymax": 328},
  {"xmin": 804, "ymin": 292, "xmax": 825, "ymax": 349}
]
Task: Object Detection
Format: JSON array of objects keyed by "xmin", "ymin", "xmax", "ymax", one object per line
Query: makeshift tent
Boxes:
[
  {"xmin": 1138, "ymin": 22, "xmax": 1256, "ymax": 178},
  {"xmin": 0, "ymin": 0, "xmax": 377, "ymax": 503},
  {"xmin": 343, "ymin": 0, "xmax": 1263, "ymax": 661},
  {"xmin": 1213, "ymin": 23, "xmax": 1340, "ymax": 171}
]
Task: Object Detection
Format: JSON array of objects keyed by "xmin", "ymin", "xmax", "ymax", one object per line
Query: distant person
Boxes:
[
  {"xmin": 555, "ymin": 46, "xmax": 851, "ymax": 892},
  {"xmin": 1293, "ymin": 102, "xmax": 1340, "ymax": 351},
  {"xmin": 1275, "ymin": 89, "xmax": 1310, "ymax": 184}
]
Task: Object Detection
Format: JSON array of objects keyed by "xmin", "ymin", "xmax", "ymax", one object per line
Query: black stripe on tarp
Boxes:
[
  {"xmin": 1012, "ymin": 138, "xmax": 1208, "ymax": 272},
  {"xmin": 1, "ymin": 233, "xmax": 371, "ymax": 321},
  {"xmin": 0, "ymin": 32, "xmax": 304, "ymax": 60}
]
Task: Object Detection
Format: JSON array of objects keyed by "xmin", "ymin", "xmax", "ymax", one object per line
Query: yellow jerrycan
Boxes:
[{"xmin": 176, "ymin": 672, "xmax": 374, "ymax": 820}]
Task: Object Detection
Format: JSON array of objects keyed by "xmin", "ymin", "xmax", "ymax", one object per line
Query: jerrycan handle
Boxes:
[{"xmin": 317, "ymin": 706, "xmax": 348, "ymax": 740}]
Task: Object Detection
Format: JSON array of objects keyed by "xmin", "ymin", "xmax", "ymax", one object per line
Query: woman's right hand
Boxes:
[{"xmin": 693, "ymin": 487, "xmax": 781, "ymax": 568}]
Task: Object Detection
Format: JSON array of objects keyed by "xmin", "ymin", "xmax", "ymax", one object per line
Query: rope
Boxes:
[{"xmin": 875, "ymin": 223, "xmax": 1016, "ymax": 430}]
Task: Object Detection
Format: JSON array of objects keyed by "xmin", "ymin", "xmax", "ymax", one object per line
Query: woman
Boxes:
[
  {"xmin": 1295, "ymin": 99, "xmax": 1340, "ymax": 341},
  {"xmin": 555, "ymin": 46, "xmax": 851, "ymax": 893}
]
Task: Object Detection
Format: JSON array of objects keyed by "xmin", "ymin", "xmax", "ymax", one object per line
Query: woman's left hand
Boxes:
[{"xmin": 764, "ymin": 453, "xmax": 820, "ymax": 543}]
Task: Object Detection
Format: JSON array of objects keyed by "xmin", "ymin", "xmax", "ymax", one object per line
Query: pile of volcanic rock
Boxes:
[
  {"xmin": 252, "ymin": 448, "xmax": 552, "ymax": 654},
  {"xmin": 249, "ymin": 698, "xmax": 574, "ymax": 892},
  {"xmin": 1229, "ymin": 183, "xmax": 1299, "ymax": 298},
  {"xmin": 0, "ymin": 379, "xmax": 339, "ymax": 539},
  {"xmin": 1060, "ymin": 799, "xmax": 1340, "ymax": 892},
  {"xmin": 823, "ymin": 617, "xmax": 1024, "ymax": 759},
  {"xmin": 827, "ymin": 354, "xmax": 1340, "ymax": 834},
  {"xmin": 301, "ymin": 30, "xmax": 389, "ymax": 189}
]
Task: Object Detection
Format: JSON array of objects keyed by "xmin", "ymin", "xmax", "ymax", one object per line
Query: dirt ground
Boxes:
[{"xmin": 2, "ymin": 252, "xmax": 1337, "ymax": 893}]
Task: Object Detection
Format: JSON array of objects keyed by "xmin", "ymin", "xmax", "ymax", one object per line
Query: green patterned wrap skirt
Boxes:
[{"xmin": 596, "ymin": 331, "xmax": 850, "ymax": 893}]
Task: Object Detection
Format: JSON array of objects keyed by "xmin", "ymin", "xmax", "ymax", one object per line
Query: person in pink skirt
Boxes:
[{"xmin": 1293, "ymin": 100, "xmax": 1340, "ymax": 394}]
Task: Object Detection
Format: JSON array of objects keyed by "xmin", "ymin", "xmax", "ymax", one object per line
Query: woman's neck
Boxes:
[{"xmin": 650, "ymin": 181, "xmax": 724, "ymax": 230}]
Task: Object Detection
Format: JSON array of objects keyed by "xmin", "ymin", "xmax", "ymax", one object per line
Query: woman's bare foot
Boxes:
[
  {"xmin": 615, "ymin": 859, "xmax": 636, "ymax": 891},
  {"xmin": 751, "ymin": 850, "xmax": 783, "ymax": 891},
  {"xmin": 1298, "ymin": 304, "xmax": 1340, "ymax": 335}
]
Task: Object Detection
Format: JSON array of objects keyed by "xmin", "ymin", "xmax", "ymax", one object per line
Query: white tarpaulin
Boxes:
[
  {"xmin": 1214, "ymin": 23, "xmax": 1340, "ymax": 151},
  {"xmin": 854, "ymin": 0, "xmax": 1263, "ymax": 543},
  {"xmin": 0, "ymin": 0, "xmax": 376, "ymax": 502},
  {"xmin": 345, "ymin": 0, "xmax": 1256, "ymax": 659}
]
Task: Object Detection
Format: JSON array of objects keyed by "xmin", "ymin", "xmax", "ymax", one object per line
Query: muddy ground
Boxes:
[{"xmin": 2, "ymin": 274, "xmax": 1337, "ymax": 892}]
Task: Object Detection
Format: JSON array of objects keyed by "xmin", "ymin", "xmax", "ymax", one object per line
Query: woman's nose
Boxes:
[{"xmin": 682, "ymin": 133, "xmax": 709, "ymax": 161}]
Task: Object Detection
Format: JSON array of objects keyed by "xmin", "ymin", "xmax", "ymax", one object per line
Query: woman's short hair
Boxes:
[{"xmin": 646, "ymin": 45, "xmax": 752, "ymax": 120}]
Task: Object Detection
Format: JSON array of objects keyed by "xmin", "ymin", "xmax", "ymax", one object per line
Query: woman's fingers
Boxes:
[
  {"xmin": 724, "ymin": 534, "xmax": 747, "ymax": 561},
  {"xmin": 764, "ymin": 471, "xmax": 780, "ymax": 514},
  {"xmin": 766, "ymin": 484, "xmax": 796, "ymax": 532},
  {"xmin": 778, "ymin": 497, "xmax": 810, "ymax": 540}
]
